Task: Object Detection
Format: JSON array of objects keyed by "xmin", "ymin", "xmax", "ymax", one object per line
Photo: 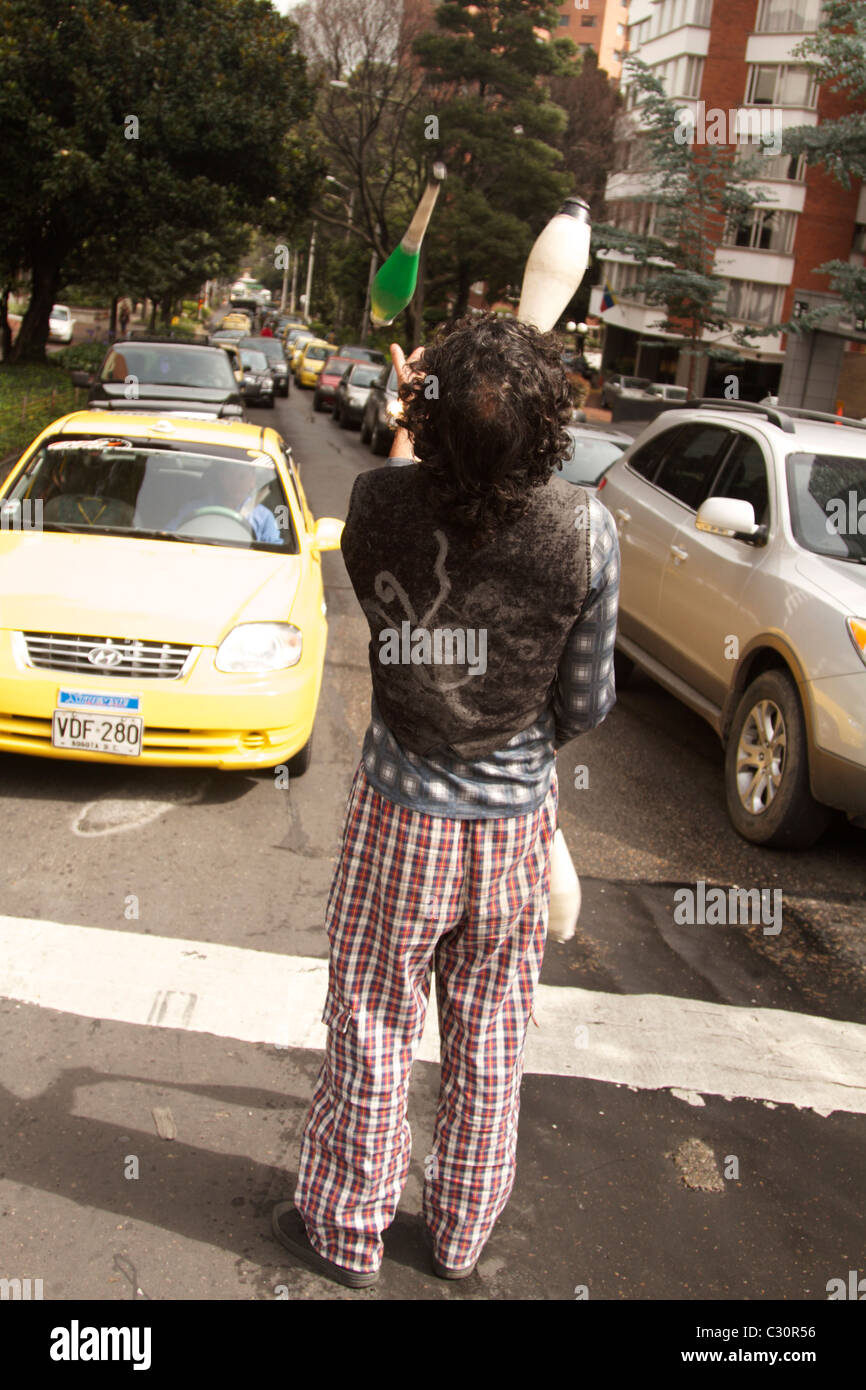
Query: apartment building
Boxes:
[
  {"xmin": 552, "ymin": 0, "xmax": 630, "ymax": 77},
  {"xmin": 592, "ymin": 0, "xmax": 866, "ymax": 410}
]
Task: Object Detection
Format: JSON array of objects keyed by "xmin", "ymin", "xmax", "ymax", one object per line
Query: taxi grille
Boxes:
[{"xmin": 23, "ymin": 632, "xmax": 194, "ymax": 680}]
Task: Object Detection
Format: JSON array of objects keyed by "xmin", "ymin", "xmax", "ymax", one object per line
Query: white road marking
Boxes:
[{"xmin": 1, "ymin": 914, "xmax": 865, "ymax": 1116}]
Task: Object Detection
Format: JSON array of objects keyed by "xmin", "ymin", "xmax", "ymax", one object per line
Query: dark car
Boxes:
[
  {"xmin": 332, "ymin": 360, "xmax": 383, "ymax": 429},
  {"xmin": 313, "ymin": 356, "xmax": 358, "ymax": 412},
  {"xmin": 360, "ymin": 364, "xmax": 400, "ymax": 455},
  {"xmin": 558, "ymin": 423, "xmax": 633, "ymax": 495},
  {"xmin": 239, "ymin": 335, "xmax": 289, "ymax": 396},
  {"xmin": 73, "ymin": 340, "xmax": 244, "ymax": 418},
  {"xmin": 238, "ymin": 347, "xmax": 275, "ymax": 408},
  {"xmin": 337, "ymin": 345, "xmax": 387, "ymax": 366}
]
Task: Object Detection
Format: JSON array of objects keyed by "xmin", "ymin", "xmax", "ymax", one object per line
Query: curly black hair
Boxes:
[{"xmin": 398, "ymin": 312, "xmax": 574, "ymax": 543}]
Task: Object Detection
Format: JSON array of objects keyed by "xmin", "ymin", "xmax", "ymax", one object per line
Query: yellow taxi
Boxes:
[
  {"xmin": 0, "ymin": 411, "xmax": 343, "ymax": 772},
  {"xmin": 295, "ymin": 339, "xmax": 333, "ymax": 389},
  {"xmin": 222, "ymin": 311, "xmax": 253, "ymax": 332},
  {"xmin": 289, "ymin": 333, "xmax": 315, "ymax": 371}
]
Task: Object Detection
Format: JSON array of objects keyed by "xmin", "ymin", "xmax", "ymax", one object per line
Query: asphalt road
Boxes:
[{"xmin": 0, "ymin": 375, "xmax": 864, "ymax": 1311}]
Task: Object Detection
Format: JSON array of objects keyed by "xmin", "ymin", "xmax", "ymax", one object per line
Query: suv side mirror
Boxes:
[
  {"xmin": 696, "ymin": 496, "xmax": 766, "ymax": 543},
  {"xmin": 70, "ymin": 370, "xmax": 95, "ymax": 388}
]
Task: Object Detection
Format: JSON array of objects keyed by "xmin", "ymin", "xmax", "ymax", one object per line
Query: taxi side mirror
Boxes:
[{"xmin": 310, "ymin": 516, "xmax": 344, "ymax": 552}]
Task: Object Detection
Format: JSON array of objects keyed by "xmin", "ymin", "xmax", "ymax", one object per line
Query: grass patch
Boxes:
[{"xmin": 0, "ymin": 363, "xmax": 83, "ymax": 462}]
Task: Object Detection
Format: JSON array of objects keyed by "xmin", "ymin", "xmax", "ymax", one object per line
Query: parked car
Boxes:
[
  {"xmin": 601, "ymin": 374, "xmax": 652, "ymax": 409},
  {"xmin": 598, "ymin": 399, "xmax": 866, "ymax": 848},
  {"xmin": 337, "ymin": 345, "xmax": 387, "ymax": 366},
  {"xmin": 73, "ymin": 340, "xmax": 244, "ymax": 419},
  {"xmin": 558, "ymin": 423, "xmax": 633, "ymax": 494},
  {"xmin": 313, "ymin": 356, "xmax": 356, "ymax": 413},
  {"xmin": 332, "ymin": 360, "xmax": 383, "ymax": 429},
  {"xmin": 646, "ymin": 383, "xmax": 690, "ymax": 402},
  {"xmin": 49, "ymin": 304, "xmax": 75, "ymax": 344},
  {"xmin": 294, "ymin": 339, "xmax": 332, "ymax": 389},
  {"xmin": 238, "ymin": 347, "xmax": 275, "ymax": 408},
  {"xmin": 360, "ymin": 364, "xmax": 401, "ymax": 455},
  {"xmin": 0, "ymin": 411, "xmax": 343, "ymax": 773},
  {"xmin": 239, "ymin": 335, "xmax": 289, "ymax": 396}
]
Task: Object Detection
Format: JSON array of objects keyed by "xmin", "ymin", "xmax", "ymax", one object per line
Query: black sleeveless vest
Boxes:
[{"xmin": 341, "ymin": 463, "xmax": 592, "ymax": 759}]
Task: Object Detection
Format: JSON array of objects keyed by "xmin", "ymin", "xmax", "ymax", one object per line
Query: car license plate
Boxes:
[{"xmin": 53, "ymin": 690, "xmax": 143, "ymax": 756}]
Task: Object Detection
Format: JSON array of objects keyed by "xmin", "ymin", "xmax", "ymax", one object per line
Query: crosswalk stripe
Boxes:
[{"xmin": 1, "ymin": 914, "xmax": 865, "ymax": 1116}]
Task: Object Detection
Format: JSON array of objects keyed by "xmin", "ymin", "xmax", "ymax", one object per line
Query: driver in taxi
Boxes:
[{"xmin": 168, "ymin": 460, "xmax": 281, "ymax": 542}]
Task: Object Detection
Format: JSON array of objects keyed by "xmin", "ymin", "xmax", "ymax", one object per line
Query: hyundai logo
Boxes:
[{"xmin": 87, "ymin": 645, "xmax": 124, "ymax": 668}]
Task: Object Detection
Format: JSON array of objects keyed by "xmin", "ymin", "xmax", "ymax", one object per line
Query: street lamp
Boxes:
[{"xmin": 324, "ymin": 175, "xmax": 355, "ymax": 242}]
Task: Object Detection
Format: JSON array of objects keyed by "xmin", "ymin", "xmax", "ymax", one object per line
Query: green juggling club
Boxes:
[{"xmin": 370, "ymin": 163, "xmax": 446, "ymax": 327}]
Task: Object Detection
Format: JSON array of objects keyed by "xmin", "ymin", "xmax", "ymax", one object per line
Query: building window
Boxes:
[
  {"xmin": 681, "ymin": 55, "xmax": 704, "ymax": 97},
  {"xmin": 725, "ymin": 208, "xmax": 796, "ymax": 254},
  {"xmin": 559, "ymin": 13, "xmax": 570, "ymax": 23},
  {"xmin": 746, "ymin": 64, "xmax": 818, "ymax": 107},
  {"xmin": 581, "ymin": 15, "xmax": 596, "ymax": 26},
  {"xmin": 726, "ymin": 279, "xmax": 783, "ymax": 326},
  {"xmin": 852, "ymin": 225, "xmax": 866, "ymax": 255},
  {"xmin": 735, "ymin": 148, "xmax": 807, "ymax": 181},
  {"xmin": 755, "ymin": 0, "xmax": 823, "ymax": 33}
]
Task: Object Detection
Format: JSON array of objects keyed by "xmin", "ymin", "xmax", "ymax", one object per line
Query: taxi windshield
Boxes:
[{"xmin": 5, "ymin": 439, "xmax": 298, "ymax": 552}]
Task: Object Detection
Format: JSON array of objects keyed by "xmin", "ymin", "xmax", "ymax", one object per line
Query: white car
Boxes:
[
  {"xmin": 646, "ymin": 383, "xmax": 690, "ymax": 401},
  {"xmin": 49, "ymin": 304, "xmax": 75, "ymax": 343},
  {"xmin": 599, "ymin": 399, "xmax": 866, "ymax": 848}
]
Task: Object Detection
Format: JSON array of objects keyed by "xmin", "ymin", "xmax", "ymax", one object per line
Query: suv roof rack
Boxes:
[
  {"xmin": 682, "ymin": 398, "xmax": 866, "ymax": 434},
  {"xmin": 680, "ymin": 398, "xmax": 796, "ymax": 433}
]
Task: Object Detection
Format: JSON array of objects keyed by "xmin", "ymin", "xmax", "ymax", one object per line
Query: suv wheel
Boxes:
[
  {"xmin": 359, "ymin": 411, "xmax": 371, "ymax": 445},
  {"xmin": 724, "ymin": 669, "xmax": 832, "ymax": 850}
]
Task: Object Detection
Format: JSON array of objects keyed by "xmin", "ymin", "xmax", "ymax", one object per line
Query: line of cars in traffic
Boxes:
[{"xmin": 5, "ymin": 296, "xmax": 865, "ymax": 852}]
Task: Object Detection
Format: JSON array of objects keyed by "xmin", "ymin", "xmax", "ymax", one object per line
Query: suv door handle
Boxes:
[
  {"xmin": 670, "ymin": 544, "xmax": 688, "ymax": 564},
  {"xmin": 614, "ymin": 509, "xmax": 630, "ymax": 527}
]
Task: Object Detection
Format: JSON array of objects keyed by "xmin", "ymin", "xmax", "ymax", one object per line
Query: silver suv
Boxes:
[{"xmin": 598, "ymin": 400, "xmax": 866, "ymax": 849}]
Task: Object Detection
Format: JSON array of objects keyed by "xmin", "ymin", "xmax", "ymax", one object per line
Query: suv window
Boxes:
[
  {"xmin": 627, "ymin": 426, "xmax": 684, "ymax": 481},
  {"xmin": 711, "ymin": 436, "xmax": 770, "ymax": 526},
  {"xmin": 654, "ymin": 424, "xmax": 733, "ymax": 510}
]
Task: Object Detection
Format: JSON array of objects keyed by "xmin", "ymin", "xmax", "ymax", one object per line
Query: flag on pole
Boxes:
[{"xmin": 600, "ymin": 280, "xmax": 617, "ymax": 313}]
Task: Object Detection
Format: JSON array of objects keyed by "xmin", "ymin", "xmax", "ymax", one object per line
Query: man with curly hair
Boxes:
[{"xmin": 272, "ymin": 312, "xmax": 620, "ymax": 1289}]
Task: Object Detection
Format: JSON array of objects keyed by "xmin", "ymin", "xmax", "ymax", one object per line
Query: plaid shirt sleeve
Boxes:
[{"xmin": 550, "ymin": 495, "xmax": 620, "ymax": 749}]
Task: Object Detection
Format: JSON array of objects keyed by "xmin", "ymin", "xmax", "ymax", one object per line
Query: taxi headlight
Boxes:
[{"xmin": 215, "ymin": 623, "xmax": 302, "ymax": 673}]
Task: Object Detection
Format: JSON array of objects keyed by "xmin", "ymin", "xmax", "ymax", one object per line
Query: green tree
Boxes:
[
  {"xmin": 592, "ymin": 58, "xmax": 768, "ymax": 394},
  {"xmin": 781, "ymin": 0, "xmax": 866, "ymax": 330},
  {"xmin": 0, "ymin": 0, "xmax": 320, "ymax": 362},
  {"xmin": 413, "ymin": 0, "xmax": 580, "ymax": 321}
]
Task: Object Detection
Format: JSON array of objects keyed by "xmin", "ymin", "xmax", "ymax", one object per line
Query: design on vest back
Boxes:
[{"xmin": 368, "ymin": 529, "xmax": 488, "ymax": 694}]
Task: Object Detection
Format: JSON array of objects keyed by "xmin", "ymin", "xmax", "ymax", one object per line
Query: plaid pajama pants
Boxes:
[{"xmin": 294, "ymin": 759, "xmax": 558, "ymax": 1275}]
